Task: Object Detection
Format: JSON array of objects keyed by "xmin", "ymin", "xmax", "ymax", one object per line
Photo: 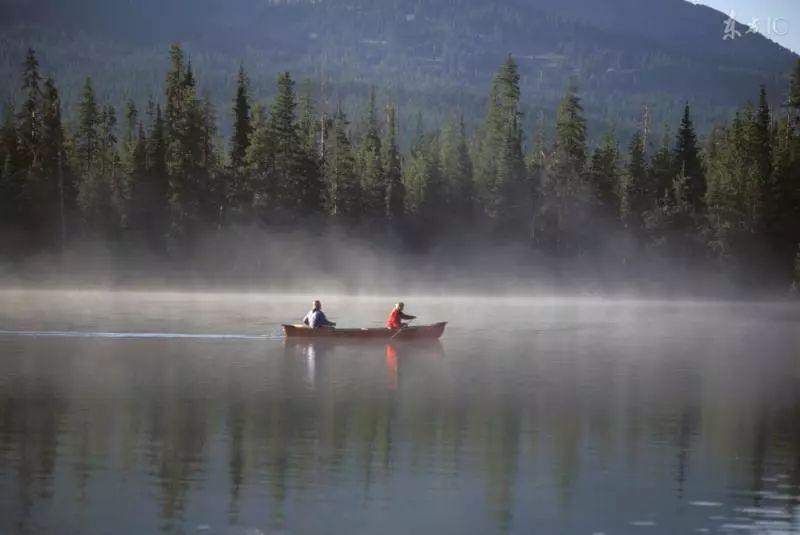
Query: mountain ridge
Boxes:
[{"xmin": 0, "ymin": 0, "xmax": 796, "ymax": 141}]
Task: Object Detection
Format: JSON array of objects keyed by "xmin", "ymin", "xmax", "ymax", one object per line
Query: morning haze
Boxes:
[{"xmin": 0, "ymin": 0, "xmax": 799, "ymax": 533}]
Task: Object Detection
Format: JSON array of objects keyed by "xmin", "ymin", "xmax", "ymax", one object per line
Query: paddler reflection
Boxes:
[
  {"xmin": 284, "ymin": 340, "xmax": 332, "ymax": 389},
  {"xmin": 385, "ymin": 341, "xmax": 445, "ymax": 391},
  {"xmin": 386, "ymin": 344, "xmax": 399, "ymax": 390}
]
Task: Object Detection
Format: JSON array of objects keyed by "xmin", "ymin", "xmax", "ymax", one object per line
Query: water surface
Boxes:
[{"xmin": 1, "ymin": 291, "xmax": 799, "ymax": 534}]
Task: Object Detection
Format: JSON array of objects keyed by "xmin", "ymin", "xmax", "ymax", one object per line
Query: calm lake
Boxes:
[{"xmin": 1, "ymin": 290, "xmax": 799, "ymax": 534}]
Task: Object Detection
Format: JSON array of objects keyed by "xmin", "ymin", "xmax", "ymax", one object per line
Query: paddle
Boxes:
[{"xmin": 390, "ymin": 318, "xmax": 414, "ymax": 340}]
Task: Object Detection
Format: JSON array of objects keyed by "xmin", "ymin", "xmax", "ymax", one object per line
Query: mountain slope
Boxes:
[{"xmin": 0, "ymin": 0, "xmax": 796, "ymax": 139}]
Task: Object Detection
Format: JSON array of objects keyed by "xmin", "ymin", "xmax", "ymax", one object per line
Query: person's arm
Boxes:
[
  {"xmin": 303, "ymin": 313, "xmax": 310, "ymax": 326},
  {"xmin": 320, "ymin": 311, "xmax": 336, "ymax": 327},
  {"xmin": 399, "ymin": 312, "xmax": 416, "ymax": 320}
]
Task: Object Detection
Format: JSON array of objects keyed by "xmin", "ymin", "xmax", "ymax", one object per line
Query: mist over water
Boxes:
[
  {"xmin": 1, "ymin": 290, "xmax": 799, "ymax": 534},
  {"xmin": 1, "ymin": 222, "xmax": 769, "ymax": 298}
]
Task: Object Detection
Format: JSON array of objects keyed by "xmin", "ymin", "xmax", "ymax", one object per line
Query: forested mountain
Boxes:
[
  {"xmin": 0, "ymin": 0, "xmax": 796, "ymax": 137},
  {"xmin": 2, "ymin": 1, "xmax": 800, "ymax": 292}
]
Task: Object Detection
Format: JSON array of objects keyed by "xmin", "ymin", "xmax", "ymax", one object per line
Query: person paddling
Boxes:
[
  {"xmin": 303, "ymin": 300, "xmax": 336, "ymax": 328},
  {"xmin": 386, "ymin": 302, "xmax": 416, "ymax": 330}
]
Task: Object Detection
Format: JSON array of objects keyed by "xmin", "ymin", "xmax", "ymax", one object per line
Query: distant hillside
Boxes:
[{"xmin": 0, "ymin": 0, "xmax": 796, "ymax": 142}]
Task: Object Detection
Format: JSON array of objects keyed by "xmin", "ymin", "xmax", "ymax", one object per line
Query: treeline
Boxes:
[{"xmin": 1, "ymin": 46, "xmax": 799, "ymax": 288}]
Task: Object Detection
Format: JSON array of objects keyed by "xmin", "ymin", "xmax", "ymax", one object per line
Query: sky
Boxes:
[{"xmin": 693, "ymin": 0, "xmax": 800, "ymax": 53}]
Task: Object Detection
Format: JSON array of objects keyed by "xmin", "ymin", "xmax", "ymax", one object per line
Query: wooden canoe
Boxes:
[{"xmin": 282, "ymin": 322, "xmax": 447, "ymax": 340}]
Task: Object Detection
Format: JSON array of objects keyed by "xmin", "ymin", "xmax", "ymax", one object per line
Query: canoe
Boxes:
[{"xmin": 282, "ymin": 322, "xmax": 447, "ymax": 340}]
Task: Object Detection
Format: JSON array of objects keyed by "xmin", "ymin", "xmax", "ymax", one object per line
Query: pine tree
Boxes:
[
  {"xmin": 269, "ymin": 71, "xmax": 320, "ymax": 213},
  {"xmin": 358, "ymin": 87, "xmax": 385, "ymax": 219},
  {"xmin": 770, "ymin": 117, "xmax": 798, "ymax": 250},
  {"xmin": 17, "ymin": 48, "xmax": 42, "ymax": 170},
  {"xmin": 198, "ymin": 92, "xmax": 222, "ymax": 225},
  {"xmin": 75, "ymin": 78, "xmax": 114, "ymax": 233},
  {"xmin": 650, "ymin": 126, "xmax": 674, "ymax": 201},
  {"xmin": 165, "ymin": 43, "xmax": 186, "ymax": 140},
  {"xmin": 183, "ymin": 60, "xmax": 196, "ymax": 90},
  {"xmin": 163, "ymin": 44, "xmax": 207, "ymax": 242},
  {"xmin": 0, "ymin": 103, "xmax": 21, "ymax": 226},
  {"xmin": 403, "ymin": 147, "xmax": 427, "ymax": 218},
  {"xmin": 673, "ymin": 102, "xmax": 705, "ymax": 212},
  {"xmin": 620, "ymin": 131, "xmax": 649, "ymax": 234},
  {"xmin": 526, "ymin": 111, "xmax": 546, "ymax": 241},
  {"xmin": 245, "ymin": 103, "xmax": 274, "ymax": 215},
  {"xmin": 755, "ymin": 87, "xmax": 772, "ymax": 180},
  {"xmin": 588, "ymin": 129, "xmax": 621, "ymax": 218},
  {"xmin": 753, "ymin": 86, "xmax": 774, "ymax": 236},
  {"xmin": 148, "ymin": 104, "xmax": 168, "ymax": 197},
  {"xmin": 410, "ymin": 112, "xmax": 426, "ymax": 158},
  {"xmin": 382, "ymin": 104, "xmax": 404, "ymax": 219},
  {"xmin": 76, "ymin": 77, "xmax": 99, "ymax": 175},
  {"xmin": 39, "ymin": 77, "xmax": 68, "ymax": 242},
  {"xmin": 99, "ymin": 103, "xmax": 124, "ymax": 229},
  {"xmin": 788, "ymin": 59, "xmax": 800, "ymax": 113},
  {"xmin": 126, "ymin": 106, "xmax": 151, "ymax": 237},
  {"xmin": 323, "ymin": 110, "xmax": 360, "ymax": 218},
  {"xmin": 142, "ymin": 103, "xmax": 169, "ymax": 246},
  {"xmin": 494, "ymin": 119, "xmax": 527, "ymax": 235},
  {"xmin": 477, "ymin": 55, "xmax": 526, "ymax": 229},
  {"xmin": 440, "ymin": 114, "xmax": 473, "ymax": 221},
  {"xmin": 537, "ymin": 84, "xmax": 589, "ymax": 252},
  {"xmin": 644, "ymin": 169, "xmax": 695, "ymax": 255},
  {"xmin": 121, "ymin": 99, "xmax": 140, "ymax": 226},
  {"xmin": 420, "ymin": 135, "xmax": 445, "ymax": 225},
  {"xmin": 794, "ymin": 244, "xmax": 800, "ymax": 289},
  {"xmin": 554, "ymin": 86, "xmax": 587, "ymax": 168},
  {"xmin": 230, "ymin": 65, "xmax": 251, "ymax": 170},
  {"xmin": 298, "ymin": 79, "xmax": 320, "ymax": 158},
  {"xmin": 527, "ymin": 111, "xmax": 546, "ymax": 187}
]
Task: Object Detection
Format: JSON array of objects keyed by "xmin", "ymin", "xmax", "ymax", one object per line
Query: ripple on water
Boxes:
[{"xmin": 689, "ymin": 501, "xmax": 723, "ymax": 507}]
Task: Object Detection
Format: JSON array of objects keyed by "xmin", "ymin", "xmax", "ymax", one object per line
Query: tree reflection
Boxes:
[{"xmin": 2, "ymin": 331, "xmax": 800, "ymax": 534}]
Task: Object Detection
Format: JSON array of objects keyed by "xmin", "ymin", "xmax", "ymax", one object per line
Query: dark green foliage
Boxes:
[
  {"xmin": 794, "ymin": 245, "xmax": 800, "ymax": 286},
  {"xmin": 76, "ymin": 77, "xmax": 100, "ymax": 175},
  {"xmin": 383, "ymin": 105, "xmax": 404, "ymax": 220},
  {"xmin": 323, "ymin": 110, "xmax": 360, "ymax": 219},
  {"xmin": 269, "ymin": 71, "xmax": 302, "ymax": 210},
  {"xmin": 673, "ymin": 103, "xmax": 705, "ymax": 212},
  {"xmin": 0, "ymin": 103, "xmax": 22, "ymax": 226},
  {"xmin": 3, "ymin": 45, "xmax": 800, "ymax": 287},
  {"xmin": 75, "ymin": 77, "xmax": 117, "ymax": 232},
  {"xmin": 357, "ymin": 88, "xmax": 385, "ymax": 219},
  {"xmin": 589, "ymin": 129, "xmax": 621, "ymax": 218},
  {"xmin": 17, "ymin": 48, "xmax": 41, "ymax": 170},
  {"xmin": 267, "ymin": 71, "xmax": 321, "ymax": 214},
  {"xmin": 244, "ymin": 103, "xmax": 274, "ymax": 216},
  {"xmin": 620, "ymin": 131, "xmax": 648, "ymax": 235},
  {"xmin": 789, "ymin": 60, "xmax": 800, "ymax": 112},
  {"xmin": 404, "ymin": 132, "xmax": 445, "ymax": 229},
  {"xmin": 644, "ymin": 169, "xmax": 697, "ymax": 257},
  {"xmin": 2, "ymin": 0, "xmax": 795, "ymax": 149},
  {"xmin": 649, "ymin": 126, "xmax": 674, "ymax": 202},
  {"xmin": 39, "ymin": 77, "xmax": 69, "ymax": 242},
  {"xmin": 477, "ymin": 56, "xmax": 528, "ymax": 235},
  {"xmin": 440, "ymin": 114, "xmax": 474, "ymax": 222},
  {"xmin": 230, "ymin": 65, "xmax": 251, "ymax": 171},
  {"xmin": 536, "ymin": 84, "xmax": 589, "ymax": 252}
]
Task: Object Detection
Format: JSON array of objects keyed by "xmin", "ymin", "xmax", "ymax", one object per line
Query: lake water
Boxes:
[{"xmin": 1, "ymin": 290, "xmax": 799, "ymax": 534}]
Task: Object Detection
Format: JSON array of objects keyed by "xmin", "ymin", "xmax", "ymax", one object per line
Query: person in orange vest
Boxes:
[{"xmin": 386, "ymin": 302, "xmax": 416, "ymax": 330}]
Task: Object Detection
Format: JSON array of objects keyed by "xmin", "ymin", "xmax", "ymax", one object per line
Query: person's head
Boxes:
[
  {"xmin": 395, "ymin": 302, "xmax": 404, "ymax": 311},
  {"xmin": 313, "ymin": 300, "xmax": 322, "ymax": 310}
]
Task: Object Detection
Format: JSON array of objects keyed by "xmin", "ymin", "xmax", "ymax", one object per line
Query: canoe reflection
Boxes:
[{"xmin": 284, "ymin": 339, "xmax": 445, "ymax": 390}]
